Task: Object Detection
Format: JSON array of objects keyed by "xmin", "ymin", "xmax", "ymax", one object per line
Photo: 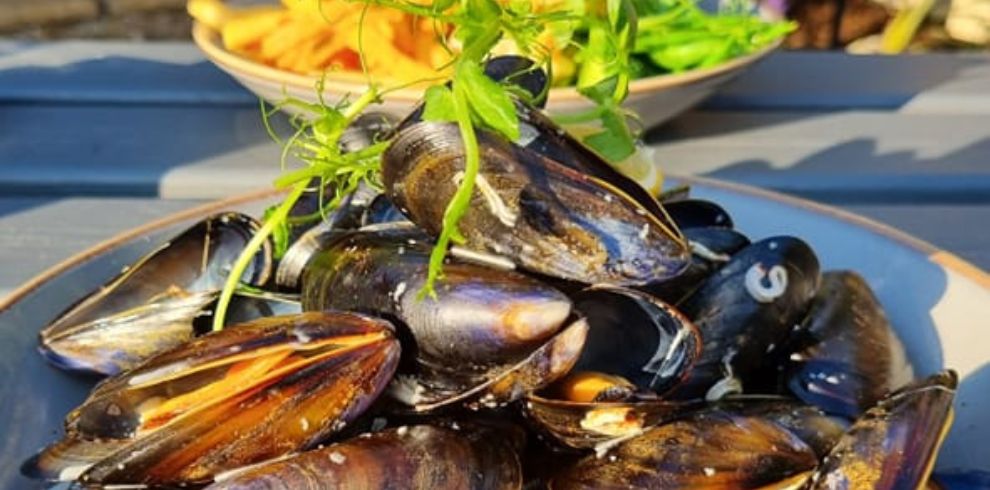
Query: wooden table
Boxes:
[{"xmin": 2, "ymin": 41, "xmax": 990, "ymax": 301}]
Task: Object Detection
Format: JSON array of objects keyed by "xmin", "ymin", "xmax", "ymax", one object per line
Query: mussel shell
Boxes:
[
  {"xmin": 715, "ymin": 396, "xmax": 849, "ymax": 458},
  {"xmin": 27, "ymin": 312, "xmax": 401, "ymax": 485},
  {"xmin": 551, "ymin": 410, "xmax": 818, "ymax": 489},
  {"xmin": 38, "ymin": 212, "xmax": 271, "ymax": 376},
  {"xmin": 192, "ymin": 291, "xmax": 302, "ymax": 334},
  {"xmin": 389, "ymin": 316, "xmax": 589, "ymax": 411},
  {"xmin": 642, "ymin": 227, "xmax": 750, "ymax": 304},
  {"xmin": 484, "ymin": 55, "xmax": 549, "ymax": 107},
  {"xmin": 382, "ymin": 121, "xmax": 689, "ymax": 286},
  {"xmin": 362, "ymin": 193, "xmax": 410, "ymax": 226},
  {"xmin": 784, "ymin": 271, "xmax": 915, "ymax": 418},
  {"xmin": 807, "ymin": 370, "xmax": 958, "ymax": 490},
  {"xmin": 276, "ymin": 181, "xmax": 386, "ymax": 290},
  {"xmin": 340, "ymin": 112, "xmax": 399, "ymax": 153},
  {"xmin": 300, "ymin": 225, "xmax": 587, "ymax": 411},
  {"xmin": 669, "ymin": 236, "xmax": 821, "ymax": 400},
  {"xmin": 523, "ymin": 394, "xmax": 694, "ymax": 449},
  {"xmin": 204, "ymin": 425, "xmax": 522, "ymax": 490},
  {"xmin": 514, "ymin": 103, "xmax": 673, "ymax": 226},
  {"xmin": 664, "ymin": 199, "xmax": 734, "ymax": 230},
  {"xmin": 301, "ymin": 225, "xmax": 572, "ymax": 368},
  {"xmin": 571, "ymin": 286, "xmax": 701, "ymax": 395}
]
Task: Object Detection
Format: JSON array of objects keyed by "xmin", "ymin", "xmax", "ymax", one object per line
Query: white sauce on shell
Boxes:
[{"xmin": 744, "ymin": 263, "xmax": 788, "ymax": 303}]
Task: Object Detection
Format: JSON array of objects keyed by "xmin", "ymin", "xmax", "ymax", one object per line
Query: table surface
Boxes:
[{"xmin": 1, "ymin": 41, "xmax": 990, "ymax": 300}]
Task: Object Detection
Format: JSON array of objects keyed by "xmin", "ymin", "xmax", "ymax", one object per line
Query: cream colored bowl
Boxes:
[{"xmin": 192, "ymin": 21, "xmax": 778, "ymax": 127}]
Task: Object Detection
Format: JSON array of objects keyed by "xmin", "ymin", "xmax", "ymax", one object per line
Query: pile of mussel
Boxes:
[{"xmin": 25, "ymin": 57, "xmax": 957, "ymax": 489}]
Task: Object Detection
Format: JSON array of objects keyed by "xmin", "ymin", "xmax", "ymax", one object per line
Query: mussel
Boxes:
[
  {"xmin": 714, "ymin": 396, "xmax": 849, "ymax": 458},
  {"xmin": 570, "ymin": 285, "xmax": 701, "ymax": 395},
  {"xmin": 38, "ymin": 212, "xmax": 272, "ymax": 376},
  {"xmin": 205, "ymin": 425, "xmax": 523, "ymax": 490},
  {"xmin": 807, "ymin": 370, "xmax": 957, "ymax": 490},
  {"xmin": 301, "ymin": 224, "xmax": 588, "ymax": 410},
  {"xmin": 25, "ymin": 312, "xmax": 400, "ymax": 486},
  {"xmin": 642, "ymin": 226, "xmax": 751, "ymax": 305},
  {"xmin": 551, "ymin": 409, "xmax": 819, "ymax": 489},
  {"xmin": 664, "ymin": 199, "xmax": 735, "ymax": 230},
  {"xmin": 525, "ymin": 371, "xmax": 694, "ymax": 450},
  {"xmin": 381, "ymin": 120, "xmax": 689, "ymax": 286},
  {"xmin": 669, "ymin": 236, "xmax": 821, "ymax": 400},
  {"xmin": 783, "ymin": 270, "xmax": 915, "ymax": 418}
]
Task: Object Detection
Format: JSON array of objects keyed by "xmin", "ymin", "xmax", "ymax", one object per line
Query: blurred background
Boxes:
[{"xmin": 1, "ymin": 0, "xmax": 987, "ymax": 53}]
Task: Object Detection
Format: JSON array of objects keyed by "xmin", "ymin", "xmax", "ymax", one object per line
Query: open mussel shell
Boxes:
[
  {"xmin": 642, "ymin": 226, "xmax": 750, "ymax": 305},
  {"xmin": 192, "ymin": 290, "xmax": 302, "ymax": 333},
  {"xmin": 807, "ymin": 370, "xmax": 958, "ymax": 490},
  {"xmin": 668, "ymin": 236, "xmax": 821, "ymax": 400},
  {"xmin": 381, "ymin": 121, "xmax": 689, "ymax": 286},
  {"xmin": 524, "ymin": 392, "xmax": 694, "ymax": 449},
  {"xmin": 26, "ymin": 312, "xmax": 400, "ymax": 486},
  {"xmin": 205, "ymin": 425, "xmax": 523, "ymax": 490},
  {"xmin": 571, "ymin": 285, "xmax": 701, "ymax": 395},
  {"xmin": 550, "ymin": 409, "xmax": 819, "ymax": 489},
  {"xmin": 301, "ymin": 225, "xmax": 587, "ymax": 411},
  {"xmin": 38, "ymin": 212, "xmax": 272, "ymax": 376},
  {"xmin": 783, "ymin": 270, "xmax": 915, "ymax": 418}
]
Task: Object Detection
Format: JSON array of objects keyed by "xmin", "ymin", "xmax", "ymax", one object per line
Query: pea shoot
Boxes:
[{"xmin": 211, "ymin": 0, "xmax": 786, "ymax": 329}]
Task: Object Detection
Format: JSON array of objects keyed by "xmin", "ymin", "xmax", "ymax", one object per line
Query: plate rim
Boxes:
[{"xmin": 2, "ymin": 176, "xmax": 988, "ymax": 316}]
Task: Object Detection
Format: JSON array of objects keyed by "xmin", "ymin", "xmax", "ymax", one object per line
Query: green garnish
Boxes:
[
  {"xmin": 211, "ymin": 0, "xmax": 792, "ymax": 328},
  {"xmin": 212, "ymin": 88, "xmax": 382, "ymax": 332}
]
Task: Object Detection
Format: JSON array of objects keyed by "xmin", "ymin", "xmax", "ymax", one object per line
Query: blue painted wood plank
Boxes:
[{"xmin": 3, "ymin": 41, "xmax": 989, "ymax": 113}]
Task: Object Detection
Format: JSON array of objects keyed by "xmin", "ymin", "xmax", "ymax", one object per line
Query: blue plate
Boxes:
[{"xmin": 1, "ymin": 177, "xmax": 988, "ymax": 487}]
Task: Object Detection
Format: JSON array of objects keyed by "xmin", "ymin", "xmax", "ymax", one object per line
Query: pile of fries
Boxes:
[{"xmin": 189, "ymin": 0, "xmax": 454, "ymax": 84}]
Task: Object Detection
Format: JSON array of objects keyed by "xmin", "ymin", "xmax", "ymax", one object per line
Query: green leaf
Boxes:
[
  {"xmin": 457, "ymin": 62, "xmax": 520, "ymax": 141},
  {"xmin": 583, "ymin": 108, "xmax": 636, "ymax": 162},
  {"xmin": 263, "ymin": 204, "xmax": 291, "ymax": 260},
  {"xmin": 576, "ymin": 23, "xmax": 617, "ymax": 94},
  {"xmin": 422, "ymin": 85, "xmax": 457, "ymax": 122},
  {"xmin": 578, "ymin": 74, "xmax": 619, "ymax": 105}
]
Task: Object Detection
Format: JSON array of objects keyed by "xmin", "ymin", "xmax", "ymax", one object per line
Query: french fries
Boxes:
[{"xmin": 189, "ymin": 0, "xmax": 453, "ymax": 84}]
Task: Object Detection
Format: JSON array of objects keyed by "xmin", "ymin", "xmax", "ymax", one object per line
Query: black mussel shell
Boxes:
[
  {"xmin": 808, "ymin": 370, "xmax": 957, "ymax": 490},
  {"xmin": 25, "ymin": 312, "xmax": 401, "ymax": 486},
  {"xmin": 204, "ymin": 425, "xmax": 522, "ymax": 490},
  {"xmin": 642, "ymin": 227, "xmax": 750, "ymax": 304},
  {"xmin": 38, "ymin": 213, "xmax": 271, "ymax": 376},
  {"xmin": 664, "ymin": 199, "xmax": 734, "ymax": 230},
  {"xmin": 514, "ymin": 104, "xmax": 674, "ymax": 227},
  {"xmin": 715, "ymin": 395, "xmax": 849, "ymax": 458},
  {"xmin": 382, "ymin": 121, "xmax": 689, "ymax": 286},
  {"xmin": 484, "ymin": 55, "xmax": 549, "ymax": 107},
  {"xmin": 783, "ymin": 270, "xmax": 915, "ymax": 418},
  {"xmin": 551, "ymin": 409, "xmax": 819, "ymax": 489},
  {"xmin": 669, "ymin": 236, "xmax": 821, "ymax": 400},
  {"xmin": 301, "ymin": 225, "xmax": 587, "ymax": 410},
  {"xmin": 571, "ymin": 286, "xmax": 701, "ymax": 395},
  {"xmin": 192, "ymin": 290, "xmax": 301, "ymax": 334},
  {"xmin": 362, "ymin": 193, "xmax": 411, "ymax": 226}
]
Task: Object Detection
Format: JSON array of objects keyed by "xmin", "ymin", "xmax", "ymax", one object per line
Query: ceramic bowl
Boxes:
[{"xmin": 191, "ymin": 21, "xmax": 778, "ymax": 127}]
